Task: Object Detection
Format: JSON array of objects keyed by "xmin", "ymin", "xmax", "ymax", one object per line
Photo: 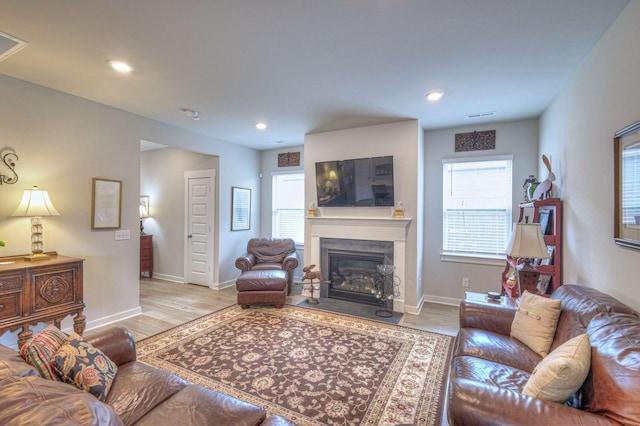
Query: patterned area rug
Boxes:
[{"xmin": 136, "ymin": 305, "xmax": 453, "ymax": 426}]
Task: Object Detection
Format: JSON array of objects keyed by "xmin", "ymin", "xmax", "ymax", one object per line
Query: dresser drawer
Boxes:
[
  {"xmin": 141, "ymin": 235, "xmax": 152, "ymax": 249},
  {"xmin": 140, "ymin": 248, "xmax": 152, "ymax": 259},
  {"xmin": 0, "ymin": 273, "xmax": 24, "ymax": 292},
  {"xmin": 0, "ymin": 292, "xmax": 22, "ymax": 321},
  {"xmin": 32, "ymin": 268, "xmax": 78, "ymax": 312}
]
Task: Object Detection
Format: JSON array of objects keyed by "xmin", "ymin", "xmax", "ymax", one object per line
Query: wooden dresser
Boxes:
[
  {"xmin": 140, "ymin": 234, "xmax": 153, "ymax": 278},
  {"xmin": 0, "ymin": 254, "xmax": 85, "ymax": 348}
]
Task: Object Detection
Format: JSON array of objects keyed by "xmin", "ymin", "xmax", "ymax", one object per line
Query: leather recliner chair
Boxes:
[{"xmin": 235, "ymin": 238, "xmax": 298, "ymax": 294}]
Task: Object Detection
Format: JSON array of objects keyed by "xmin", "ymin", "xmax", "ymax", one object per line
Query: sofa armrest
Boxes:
[
  {"xmin": 459, "ymin": 300, "xmax": 517, "ymax": 336},
  {"xmin": 235, "ymin": 253, "xmax": 256, "ymax": 272},
  {"xmin": 449, "ymin": 379, "xmax": 620, "ymax": 426},
  {"xmin": 282, "ymin": 252, "xmax": 299, "ymax": 273},
  {"xmin": 86, "ymin": 326, "xmax": 136, "ymax": 366}
]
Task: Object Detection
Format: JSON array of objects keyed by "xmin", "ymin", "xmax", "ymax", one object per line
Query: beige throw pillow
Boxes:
[
  {"xmin": 510, "ymin": 291, "xmax": 562, "ymax": 357},
  {"xmin": 523, "ymin": 333, "xmax": 591, "ymax": 403}
]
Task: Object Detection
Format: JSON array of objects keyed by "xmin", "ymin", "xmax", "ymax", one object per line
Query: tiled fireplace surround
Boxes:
[{"xmin": 307, "ymin": 216, "xmax": 411, "ymax": 313}]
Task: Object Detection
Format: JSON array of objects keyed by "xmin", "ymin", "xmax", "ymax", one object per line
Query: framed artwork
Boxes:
[
  {"xmin": 614, "ymin": 119, "xmax": 640, "ymax": 249},
  {"xmin": 92, "ymin": 178, "xmax": 122, "ymax": 229},
  {"xmin": 140, "ymin": 195, "xmax": 150, "ymax": 217},
  {"xmin": 538, "ymin": 209, "xmax": 552, "ymax": 235},
  {"xmin": 231, "ymin": 187, "xmax": 251, "ymax": 231}
]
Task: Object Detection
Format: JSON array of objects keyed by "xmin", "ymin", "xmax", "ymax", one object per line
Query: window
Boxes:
[
  {"xmin": 272, "ymin": 172, "xmax": 305, "ymax": 245},
  {"xmin": 442, "ymin": 156, "xmax": 512, "ymax": 257},
  {"xmin": 622, "ymin": 142, "xmax": 640, "ymax": 225}
]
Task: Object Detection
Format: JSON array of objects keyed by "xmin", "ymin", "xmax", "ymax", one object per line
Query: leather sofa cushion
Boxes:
[
  {"xmin": 550, "ymin": 285, "xmax": 638, "ymax": 352},
  {"xmin": 134, "ymin": 384, "xmax": 267, "ymax": 426},
  {"xmin": 247, "ymin": 238, "xmax": 295, "ymax": 264},
  {"xmin": 252, "ymin": 262, "xmax": 285, "ymax": 271},
  {"xmin": 454, "ymin": 328, "xmax": 541, "ymax": 373},
  {"xmin": 0, "ymin": 346, "xmax": 39, "ymax": 379},
  {"xmin": 584, "ymin": 313, "xmax": 640, "ymax": 425},
  {"xmin": 0, "ymin": 375, "xmax": 123, "ymax": 426},
  {"xmin": 104, "ymin": 361, "xmax": 188, "ymax": 425},
  {"xmin": 451, "ymin": 355, "xmax": 530, "ymax": 393}
]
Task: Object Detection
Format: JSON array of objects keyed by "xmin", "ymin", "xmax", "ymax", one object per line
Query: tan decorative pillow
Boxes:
[
  {"xmin": 523, "ymin": 333, "xmax": 591, "ymax": 403},
  {"xmin": 511, "ymin": 291, "xmax": 562, "ymax": 357}
]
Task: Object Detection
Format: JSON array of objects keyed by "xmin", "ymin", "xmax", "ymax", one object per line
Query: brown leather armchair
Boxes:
[{"xmin": 235, "ymin": 238, "xmax": 298, "ymax": 294}]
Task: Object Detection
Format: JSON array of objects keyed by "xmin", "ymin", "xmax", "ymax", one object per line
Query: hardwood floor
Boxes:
[{"xmin": 87, "ymin": 277, "xmax": 460, "ymax": 341}]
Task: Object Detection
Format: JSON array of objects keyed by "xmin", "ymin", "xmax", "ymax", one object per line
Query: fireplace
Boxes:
[
  {"xmin": 327, "ymin": 250, "xmax": 384, "ymax": 305},
  {"xmin": 320, "ymin": 238, "xmax": 393, "ymax": 305}
]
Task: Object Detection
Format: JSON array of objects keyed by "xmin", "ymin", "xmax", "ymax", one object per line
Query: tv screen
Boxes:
[{"xmin": 315, "ymin": 156, "xmax": 394, "ymax": 207}]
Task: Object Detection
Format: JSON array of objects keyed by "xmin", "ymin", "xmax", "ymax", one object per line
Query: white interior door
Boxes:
[{"xmin": 185, "ymin": 170, "xmax": 215, "ymax": 286}]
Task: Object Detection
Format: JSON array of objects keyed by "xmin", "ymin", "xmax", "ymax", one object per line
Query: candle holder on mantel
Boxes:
[{"xmin": 373, "ymin": 264, "xmax": 400, "ymax": 317}]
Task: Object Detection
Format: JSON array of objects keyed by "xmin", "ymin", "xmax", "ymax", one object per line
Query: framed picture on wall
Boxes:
[
  {"xmin": 91, "ymin": 178, "xmax": 122, "ymax": 229},
  {"xmin": 231, "ymin": 187, "xmax": 251, "ymax": 231}
]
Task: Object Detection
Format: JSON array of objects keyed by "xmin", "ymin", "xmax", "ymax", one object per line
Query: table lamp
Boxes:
[
  {"xmin": 505, "ymin": 222, "xmax": 549, "ymax": 296},
  {"xmin": 12, "ymin": 185, "xmax": 60, "ymax": 261},
  {"xmin": 139, "ymin": 203, "xmax": 149, "ymax": 235}
]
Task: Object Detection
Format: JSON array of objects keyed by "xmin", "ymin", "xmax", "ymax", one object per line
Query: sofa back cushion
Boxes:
[
  {"xmin": 247, "ymin": 238, "xmax": 295, "ymax": 264},
  {"xmin": 550, "ymin": 285, "xmax": 638, "ymax": 352},
  {"xmin": 583, "ymin": 313, "xmax": 640, "ymax": 425}
]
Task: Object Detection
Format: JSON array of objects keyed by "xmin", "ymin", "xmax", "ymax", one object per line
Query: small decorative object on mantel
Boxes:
[
  {"xmin": 530, "ymin": 155, "xmax": 555, "ymax": 201},
  {"xmin": 0, "ymin": 147, "xmax": 19, "ymax": 185},
  {"xmin": 393, "ymin": 201, "xmax": 404, "ymax": 218},
  {"xmin": 455, "ymin": 130, "xmax": 496, "ymax": 152},
  {"xmin": 307, "ymin": 202, "xmax": 317, "ymax": 217},
  {"xmin": 277, "ymin": 152, "xmax": 300, "ymax": 167}
]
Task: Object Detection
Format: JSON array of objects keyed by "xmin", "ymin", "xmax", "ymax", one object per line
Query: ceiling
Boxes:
[{"xmin": 0, "ymin": 1, "xmax": 630, "ymax": 150}]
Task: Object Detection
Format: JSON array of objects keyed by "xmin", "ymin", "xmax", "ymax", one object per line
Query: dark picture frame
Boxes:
[
  {"xmin": 91, "ymin": 178, "xmax": 122, "ymax": 229},
  {"xmin": 614, "ymin": 119, "xmax": 640, "ymax": 249},
  {"xmin": 231, "ymin": 187, "xmax": 251, "ymax": 231},
  {"xmin": 537, "ymin": 209, "xmax": 552, "ymax": 235}
]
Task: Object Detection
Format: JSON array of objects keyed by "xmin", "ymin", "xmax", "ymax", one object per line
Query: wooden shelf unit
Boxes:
[{"xmin": 501, "ymin": 198, "xmax": 562, "ymax": 297}]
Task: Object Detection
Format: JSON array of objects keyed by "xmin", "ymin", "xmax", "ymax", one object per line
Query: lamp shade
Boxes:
[
  {"xmin": 506, "ymin": 222, "xmax": 549, "ymax": 259},
  {"xmin": 12, "ymin": 186, "xmax": 60, "ymax": 217},
  {"xmin": 139, "ymin": 204, "xmax": 149, "ymax": 218}
]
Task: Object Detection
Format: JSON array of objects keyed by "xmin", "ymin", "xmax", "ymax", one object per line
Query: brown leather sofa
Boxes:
[
  {"xmin": 235, "ymin": 238, "xmax": 299, "ymax": 293},
  {"xmin": 0, "ymin": 326, "xmax": 296, "ymax": 426},
  {"xmin": 448, "ymin": 285, "xmax": 640, "ymax": 426}
]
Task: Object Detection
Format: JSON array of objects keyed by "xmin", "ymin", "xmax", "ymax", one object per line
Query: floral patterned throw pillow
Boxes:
[{"xmin": 51, "ymin": 333, "xmax": 118, "ymax": 402}]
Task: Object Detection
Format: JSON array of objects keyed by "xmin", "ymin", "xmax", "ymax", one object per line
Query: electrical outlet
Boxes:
[
  {"xmin": 115, "ymin": 230, "xmax": 131, "ymax": 241},
  {"xmin": 462, "ymin": 277, "xmax": 469, "ymax": 287}
]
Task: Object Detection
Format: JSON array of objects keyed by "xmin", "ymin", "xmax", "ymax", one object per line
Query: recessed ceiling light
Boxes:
[
  {"xmin": 109, "ymin": 60, "xmax": 133, "ymax": 73},
  {"xmin": 425, "ymin": 90, "xmax": 444, "ymax": 102},
  {"xmin": 181, "ymin": 108, "xmax": 200, "ymax": 120},
  {"xmin": 256, "ymin": 122, "xmax": 267, "ymax": 130}
]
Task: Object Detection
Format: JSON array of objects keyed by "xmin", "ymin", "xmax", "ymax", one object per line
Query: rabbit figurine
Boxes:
[{"xmin": 531, "ymin": 155, "xmax": 555, "ymax": 201}]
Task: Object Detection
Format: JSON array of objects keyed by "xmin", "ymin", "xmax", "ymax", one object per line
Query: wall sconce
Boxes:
[
  {"xmin": 12, "ymin": 185, "xmax": 59, "ymax": 261},
  {"xmin": 0, "ymin": 148, "xmax": 19, "ymax": 185},
  {"xmin": 505, "ymin": 222, "xmax": 550, "ymax": 296},
  {"xmin": 140, "ymin": 195, "xmax": 150, "ymax": 235}
]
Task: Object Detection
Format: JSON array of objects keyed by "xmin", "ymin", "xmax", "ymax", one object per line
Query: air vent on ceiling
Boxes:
[
  {"xmin": 0, "ymin": 31, "xmax": 28, "ymax": 63},
  {"xmin": 466, "ymin": 111, "xmax": 497, "ymax": 119}
]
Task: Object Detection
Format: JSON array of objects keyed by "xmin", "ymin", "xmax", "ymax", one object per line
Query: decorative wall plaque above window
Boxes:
[
  {"xmin": 455, "ymin": 130, "xmax": 496, "ymax": 152},
  {"xmin": 278, "ymin": 152, "xmax": 300, "ymax": 167}
]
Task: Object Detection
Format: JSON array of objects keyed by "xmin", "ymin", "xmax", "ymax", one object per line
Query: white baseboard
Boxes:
[
  {"xmin": 77, "ymin": 307, "xmax": 143, "ymax": 333},
  {"xmin": 212, "ymin": 279, "xmax": 235, "ymax": 290},
  {"xmin": 423, "ymin": 294, "xmax": 461, "ymax": 307},
  {"xmin": 151, "ymin": 273, "xmax": 184, "ymax": 283}
]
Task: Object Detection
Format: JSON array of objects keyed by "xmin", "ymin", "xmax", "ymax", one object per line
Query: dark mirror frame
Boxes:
[{"xmin": 614, "ymin": 119, "xmax": 640, "ymax": 249}]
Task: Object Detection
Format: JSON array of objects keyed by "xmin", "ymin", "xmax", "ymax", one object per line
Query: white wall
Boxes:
[
  {"xmin": 539, "ymin": 1, "xmax": 640, "ymax": 311},
  {"xmin": 424, "ymin": 119, "xmax": 539, "ymax": 303},
  {"xmin": 304, "ymin": 120, "xmax": 424, "ymax": 310},
  {"xmin": 0, "ymin": 75, "xmax": 259, "ymax": 346}
]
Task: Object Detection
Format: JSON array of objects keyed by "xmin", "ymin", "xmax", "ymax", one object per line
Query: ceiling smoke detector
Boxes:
[
  {"xmin": 0, "ymin": 32, "xmax": 28, "ymax": 63},
  {"xmin": 181, "ymin": 108, "xmax": 200, "ymax": 120},
  {"xmin": 466, "ymin": 111, "xmax": 497, "ymax": 119}
]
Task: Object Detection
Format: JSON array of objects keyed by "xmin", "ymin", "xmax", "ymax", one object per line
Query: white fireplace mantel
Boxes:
[{"xmin": 307, "ymin": 216, "xmax": 412, "ymax": 312}]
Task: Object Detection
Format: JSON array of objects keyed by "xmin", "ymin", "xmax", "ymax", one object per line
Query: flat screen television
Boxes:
[{"xmin": 315, "ymin": 156, "xmax": 394, "ymax": 207}]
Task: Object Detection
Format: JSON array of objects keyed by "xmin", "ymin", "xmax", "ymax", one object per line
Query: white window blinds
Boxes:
[
  {"xmin": 443, "ymin": 156, "xmax": 512, "ymax": 256},
  {"xmin": 622, "ymin": 142, "xmax": 640, "ymax": 224},
  {"xmin": 272, "ymin": 172, "xmax": 305, "ymax": 245}
]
